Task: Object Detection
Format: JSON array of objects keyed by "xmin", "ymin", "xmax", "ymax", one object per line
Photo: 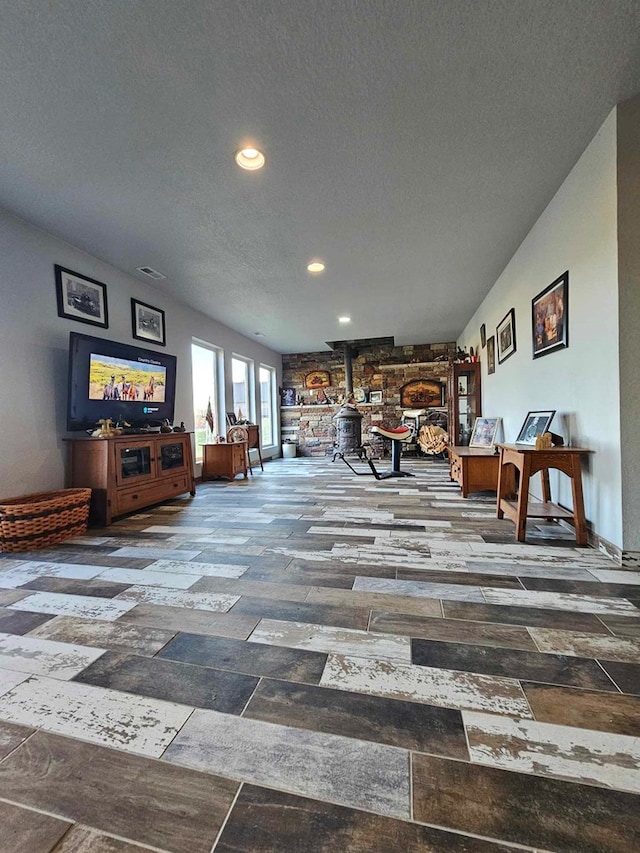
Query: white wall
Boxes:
[
  {"xmin": 0, "ymin": 209, "xmax": 282, "ymax": 498},
  {"xmin": 458, "ymin": 110, "xmax": 622, "ymax": 548},
  {"xmin": 617, "ymin": 94, "xmax": 640, "ymax": 554}
]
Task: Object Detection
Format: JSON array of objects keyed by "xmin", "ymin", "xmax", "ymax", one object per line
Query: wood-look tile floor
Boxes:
[{"xmin": 1, "ymin": 457, "xmax": 639, "ymax": 852}]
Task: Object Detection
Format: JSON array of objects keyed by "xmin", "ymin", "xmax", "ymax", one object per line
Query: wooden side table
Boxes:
[
  {"xmin": 201, "ymin": 442, "xmax": 248, "ymax": 481},
  {"xmin": 246, "ymin": 424, "xmax": 264, "ymax": 471},
  {"xmin": 496, "ymin": 444, "xmax": 592, "ymax": 544},
  {"xmin": 449, "ymin": 446, "xmax": 515, "ymax": 497}
]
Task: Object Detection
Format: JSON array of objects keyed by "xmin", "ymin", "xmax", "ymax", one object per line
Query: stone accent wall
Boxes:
[{"xmin": 281, "ymin": 341, "xmax": 456, "ymax": 457}]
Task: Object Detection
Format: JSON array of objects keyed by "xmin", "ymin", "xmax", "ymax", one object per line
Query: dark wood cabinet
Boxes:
[
  {"xmin": 67, "ymin": 433, "xmax": 196, "ymax": 526},
  {"xmin": 447, "ymin": 362, "xmax": 482, "ymax": 446}
]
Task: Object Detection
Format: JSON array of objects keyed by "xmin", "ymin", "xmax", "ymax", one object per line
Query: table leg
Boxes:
[
  {"xmin": 515, "ymin": 456, "xmax": 532, "ymax": 542},
  {"xmin": 570, "ymin": 456, "xmax": 588, "ymax": 545},
  {"xmin": 496, "ymin": 450, "xmax": 506, "ymax": 518},
  {"xmin": 540, "ymin": 468, "xmax": 553, "ymax": 520}
]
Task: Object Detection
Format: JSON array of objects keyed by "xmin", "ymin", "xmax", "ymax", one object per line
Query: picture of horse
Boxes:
[{"xmin": 89, "ymin": 354, "xmax": 166, "ymax": 403}]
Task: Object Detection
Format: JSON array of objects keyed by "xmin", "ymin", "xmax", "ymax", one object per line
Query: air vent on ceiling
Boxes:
[{"xmin": 136, "ymin": 266, "xmax": 167, "ymax": 280}]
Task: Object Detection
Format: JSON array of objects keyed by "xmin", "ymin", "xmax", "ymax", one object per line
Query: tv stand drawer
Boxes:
[{"xmin": 115, "ymin": 476, "xmax": 190, "ymax": 515}]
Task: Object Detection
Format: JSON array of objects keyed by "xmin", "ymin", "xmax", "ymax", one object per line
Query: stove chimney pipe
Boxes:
[{"xmin": 344, "ymin": 345, "xmax": 354, "ymax": 396}]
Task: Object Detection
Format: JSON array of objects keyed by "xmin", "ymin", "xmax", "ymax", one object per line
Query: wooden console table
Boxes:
[
  {"xmin": 449, "ymin": 446, "xmax": 515, "ymax": 497},
  {"xmin": 496, "ymin": 444, "xmax": 592, "ymax": 544}
]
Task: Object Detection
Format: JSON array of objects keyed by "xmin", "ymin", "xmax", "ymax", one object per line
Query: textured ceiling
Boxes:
[{"xmin": 1, "ymin": 1, "xmax": 639, "ymax": 353}]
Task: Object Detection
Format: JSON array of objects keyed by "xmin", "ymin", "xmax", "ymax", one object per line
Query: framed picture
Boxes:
[
  {"xmin": 516, "ymin": 410, "xmax": 556, "ymax": 445},
  {"xmin": 55, "ymin": 265, "xmax": 108, "ymax": 328},
  {"xmin": 353, "ymin": 388, "xmax": 366, "ymax": 403},
  {"xmin": 532, "ymin": 271, "xmax": 568, "ymax": 359},
  {"xmin": 480, "ymin": 324, "xmax": 486, "ymax": 348},
  {"xmin": 226, "ymin": 412, "xmax": 237, "ymax": 427},
  {"xmin": 496, "ymin": 308, "xmax": 516, "ymax": 363},
  {"xmin": 369, "ymin": 390, "xmax": 383, "ymax": 404},
  {"xmin": 131, "ymin": 298, "xmax": 166, "ymax": 346},
  {"xmin": 305, "ymin": 370, "xmax": 330, "ymax": 389},
  {"xmin": 400, "ymin": 379, "xmax": 444, "ymax": 408},
  {"xmin": 281, "ymin": 388, "xmax": 297, "ymax": 407},
  {"xmin": 487, "ymin": 336, "xmax": 496, "ymax": 374},
  {"xmin": 469, "ymin": 417, "xmax": 501, "ymax": 448}
]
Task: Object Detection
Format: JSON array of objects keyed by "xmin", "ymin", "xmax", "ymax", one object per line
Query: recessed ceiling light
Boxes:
[
  {"xmin": 307, "ymin": 261, "xmax": 325, "ymax": 273},
  {"xmin": 338, "ymin": 316, "xmax": 351, "ymax": 324},
  {"xmin": 254, "ymin": 331, "xmax": 265, "ymax": 337},
  {"xmin": 235, "ymin": 147, "xmax": 265, "ymax": 170}
]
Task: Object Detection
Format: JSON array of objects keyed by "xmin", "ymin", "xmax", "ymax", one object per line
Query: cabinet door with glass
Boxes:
[
  {"xmin": 113, "ymin": 440, "xmax": 156, "ymax": 486},
  {"xmin": 156, "ymin": 437, "xmax": 189, "ymax": 477},
  {"xmin": 447, "ymin": 362, "xmax": 482, "ymax": 446}
]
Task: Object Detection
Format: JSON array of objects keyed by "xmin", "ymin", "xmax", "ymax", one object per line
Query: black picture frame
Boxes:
[
  {"xmin": 226, "ymin": 412, "xmax": 237, "ymax": 426},
  {"xmin": 532, "ymin": 271, "xmax": 568, "ymax": 359},
  {"xmin": 55, "ymin": 265, "xmax": 108, "ymax": 328},
  {"xmin": 496, "ymin": 308, "xmax": 516, "ymax": 364},
  {"xmin": 480, "ymin": 324, "xmax": 486, "ymax": 348},
  {"xmin": 131, "ymin": 298, "xmax": 166, "ymax": 346},
  {"xmin": 515, "ymin": 410, "xmax": 556, "ymax": 445},
  {"xmin": 487, "ymin": 336, "xmax": 496, "ymax": 374},
  {"xmin": 281, "ymin": 388, "xmax": 296, "ymax": 407}
]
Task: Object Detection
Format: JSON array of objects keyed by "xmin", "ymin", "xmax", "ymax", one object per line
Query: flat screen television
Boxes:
[{"xmin": 67, "ymin": 331, "xmax": 177, "ymax": 431}]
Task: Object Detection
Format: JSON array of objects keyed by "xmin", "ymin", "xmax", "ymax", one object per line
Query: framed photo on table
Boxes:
[
  {"xmin": 469, "ymin": 417, "xmax": 501, "ymax": 448},
  {"xmin": 496, "ymin": 308, "xmax": 516, "ymax": 364},
  {"xmin": 369, "ymin": 390, "xmax": 383, "ymax": 404},
  {"xmin": 515, "ymin": 410, "xmax": 556, "ymax": 445},
  {"xmin": 55, "ymin": 265, "xmax": 108, "ymax": 328},
  {"xmin": 532, "ymin": 271, "xmax": 568, "ymax": 359}
]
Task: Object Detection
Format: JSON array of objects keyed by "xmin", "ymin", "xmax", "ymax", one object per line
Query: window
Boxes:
[
  {"xmin": 259, "ymin": 364, "xmax": 277, "ymax": 446},
  {"xmin": 232, "ymin": 356, "xmax": 253, "ymax": 421},
  {"xmin": 192, "ymin": 341, "xmax": 221, "ymax": 462}
]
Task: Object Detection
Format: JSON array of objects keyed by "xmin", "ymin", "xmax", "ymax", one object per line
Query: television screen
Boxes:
[{"xmin": 67, "ymin": 332, "xmax": 177, "ymax": 430}]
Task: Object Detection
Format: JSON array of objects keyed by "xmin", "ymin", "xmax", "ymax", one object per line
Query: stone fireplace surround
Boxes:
[{"xmin": 281, "ymin": 340, "xmax": 456, "ymax": 457}]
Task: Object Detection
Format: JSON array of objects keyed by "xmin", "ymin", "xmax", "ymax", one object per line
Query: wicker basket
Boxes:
[{"xmin": 0, "ymin": 488, "xmax": 92, "ymax": 552}]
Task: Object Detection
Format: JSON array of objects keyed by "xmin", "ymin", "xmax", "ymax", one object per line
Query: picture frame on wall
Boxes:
[
  {"xmin": 480, "ymin": 324, "xmax": 486, "ymax": 348},
  {"xmin": 469, "ymin": 416, "xmax": 501, "ymax": 448},
  {"xmin": 369, "ymin": 390, "xmax": 383, "ymax": 404},
  {"xmin": 131, "ymin": 298, "xmax": 166, "ymax": 346},
  {"xmin": 496, "ymin": 308, "xmax": 516, "ymax": 364},
  {"xmin": 305, "ymin": 370, "xmax": 330, "ymax": 389},
  {"xmin": 532, "ymin": 271, "xmax": 568, "ymax": 359},
  {"xmin": 55, "ymin": 265, "xmax": 108, "ymax": 328},
  {"xmin": 515, "ymin": 410, "xmax": 556, "ymax": 445},
  {"xmin": 487, "ymin": 336, "xmax": 496, "ymax": 374}
]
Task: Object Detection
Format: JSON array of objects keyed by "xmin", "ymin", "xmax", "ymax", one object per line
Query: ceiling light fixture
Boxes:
[
  {"xmin": 338, "ymin": 316, "xmax": 351, "ymax": 324},
  {"xmin": 307, "ymin": 261, "xmax": 325, "ymax": 273},
  {"xmin": 235, "ymin": 147, "xmax": 265, "ymax": 170},
  {"xmin": 254, "ymin": 331, "xmax": 265, "ymax": 337}
]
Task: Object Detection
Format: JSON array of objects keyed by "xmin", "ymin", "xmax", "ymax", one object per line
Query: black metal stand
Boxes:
[{"xmin": 333, "ymin": 440, "xmax": 414, "ymax": 479}]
